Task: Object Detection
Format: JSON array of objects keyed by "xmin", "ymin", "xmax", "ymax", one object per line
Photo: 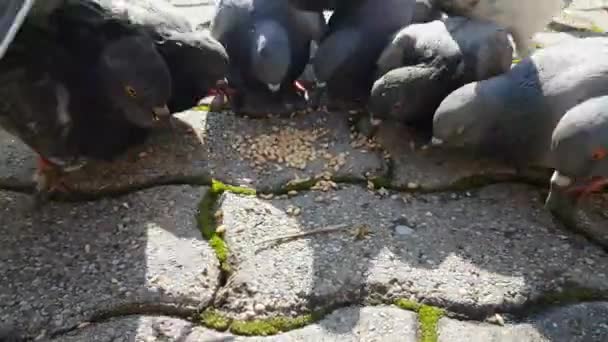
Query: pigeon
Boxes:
[
  {"xmin": 0, "ymin": 13, "xmax": 172, "ymax": 203},
  {"xmin": 545, "ymin": 95, "xmax": 608, "ymax": 218},
  {"xmin": 432, "ymin": 37, "xmax": 608, "ymax": 172},
  {"xmin": 369, "ymin": 17, "xmax": 512, "ymax": 125},
  {"xmin": 436, "ymin": 0, "xmax": 569, "ymax": 57},
  {"xmin": 312, "ymin": 0, "xmax": 416, "ymax": 108},
  {"xmin": 210, "ymin": 0, "xmax": 325, "ymax": 114},
  {"xmin": 54, "ymin": 0, "xmax": 229, "ymax": 113}
]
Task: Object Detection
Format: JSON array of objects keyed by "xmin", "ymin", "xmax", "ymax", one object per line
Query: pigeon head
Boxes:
[
  {"xmin": 370, "ymin": 66, "xmax": 453, "ymax": 124},
  {"xmin": 99, "ymin": 35, "xmax": 172, "ymax": 128},
  {"xmin": 369, "ymin": 68, "xmax": 415, "ymax": 122},
  {"xmin": 432, "ymin": 81, "xmax": 490, "ymax": 148},
  {"xmin": 251, "ymin": 20, "xmax": 290, "ymax": 93},
  {"xmin": 545, "ymin": 96, "xmax": 608, "ymax": 214}
]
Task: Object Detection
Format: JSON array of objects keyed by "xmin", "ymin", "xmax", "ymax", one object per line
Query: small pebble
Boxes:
[
  {"xmin": 254, "ymin": 303, "xmax": 266, "ymax": 313},
  {"xmin": 395, "ymin": 225, "xmax": 415, "ymax": 236}
]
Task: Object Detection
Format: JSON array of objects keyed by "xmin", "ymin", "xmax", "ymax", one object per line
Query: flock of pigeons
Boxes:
[{"xmin": 0, "ymin": 0, "xmax": 607, "ymax": 221}]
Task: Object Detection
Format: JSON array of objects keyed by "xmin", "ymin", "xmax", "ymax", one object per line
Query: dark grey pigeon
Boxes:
[
  {"xmin": 369, "ymin": 17, "xmax": 512, "ymax": 126},
  {"xmin": 58, "ymin": 0, "xmax": 229, "ymax": 113},
  {"xmin": 0, "ymin": 0, "xmax": 34, "ymax": 60},
  {"xmin": 211, "ymin": 0, "xmax": 325, "ymax": 115},
  {"xmin": 545, "ymin": 95, "xmax": 608, "ymax": 218},
  {"xmin": 312, "ymin": 0, "xmax": 416, "ymax": 109},
  {"xmin": 432, "ymin": 37, "xmax": 608, "ymax": 171},
  {"xmin": 0, "ymin": 13, "xmax": 171, "ymax": 204}
]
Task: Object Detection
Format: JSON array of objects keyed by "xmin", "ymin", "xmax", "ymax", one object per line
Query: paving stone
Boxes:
[
  {"xmin": 52, "ymin": 315, "xmax": 231, "ymax": 342},
  {"xmin": 177, "ymin": 110, "xmax": 387, "ymax": 191},
  {"xmin": 438, "ymin": 302, "xmax": 608, "ymax": 342},
  {"xmin": 559, "ymin": 0, "xmax": 608, "ymax": 32},
  {"xmin": 532, "ymin": 32, "xmax": 580, "ymax": 48},
  {"xmin": 215, "ymin": 183, "xmax": 608, "ymax": 327},
  {"xmin": 566, "ymin": 193, "xmax": 608, "ymax": 248},
  {"xmin": 227, "ymin": 306, "xmax": 418, "ymax": 342},
  {"xmin": 0, "ymin": 127, "xmax": 36, "ymax": 188},
  {"xmin": 0, "ymin": 111, "xmax": 385, "ymax": 194},
  {"xmin": 375, "ymin": 122, "xmax": 519, "ymax": 190},
  {"xmin": 53, "ymin": 306, "xmax": 417, "ymax": 342},
  {"xmin": 0, "ymin": 186, "xmax": 219, "ymax": 339}
]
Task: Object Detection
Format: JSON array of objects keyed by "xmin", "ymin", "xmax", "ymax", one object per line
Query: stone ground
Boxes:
[{"xmin": 2, "ymin": 1, "xmax": 608, "ymax": 341}]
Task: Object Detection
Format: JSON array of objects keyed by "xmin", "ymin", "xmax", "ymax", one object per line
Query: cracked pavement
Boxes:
[{"xmin": 1, "ymin": 1, "xmax": 608, "ymax": 341}]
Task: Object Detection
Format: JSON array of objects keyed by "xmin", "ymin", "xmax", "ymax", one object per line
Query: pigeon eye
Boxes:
[
  {"xmin": 125, "ymin": 85, "xmax": 137, "ymax": 98},
  {"xmin": 591, "ymin": 147, "xmax": 607, "ymax": 161}
]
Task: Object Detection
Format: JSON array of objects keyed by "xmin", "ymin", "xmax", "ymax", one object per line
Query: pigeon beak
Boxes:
[
  {"xmin": 268, "ymin": 83, "xmax": 281, "ymax": 93},
  {"xmin": 152, "ymin": 104, "xmax": 171, "ymax": 121},
  {"xmin": 430, "ymin": 137, "xmax": 444, "ymax": 146},
  {"xmin": 370, "ymin": 118, "xmax": 383, "ymax": 127},
  {"xmin": 545, "ymin": 171, "xmax": 579, "ymax": 223}
]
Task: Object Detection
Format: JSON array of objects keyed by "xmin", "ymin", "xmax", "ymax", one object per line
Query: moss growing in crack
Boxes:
[
  {"xmin": 589, "ymin": 24, "xmax": 604, "ymax": 33},
  {"xmin": 197, "ymin": 179, "xmax": 256, "ymax": 273},
  {"xmin": 230, "ymin": 314, "xmax": 317, "ymax": 336},
  {"xmin": 282, "ymin": 178, "xmax": 319, "ymax": 193},
  {"xmin": 200, "ymin": 309, "xmax": 231, "ymax": 331},
  {"xmin": 395, "ymin": 298, "xmax": 422, "ymax": 311},
  {"xmin": 200, "ymin": 310, "xmax": 322, "ymax": 336},
  {"xmin": 370, "ymin": 176, "xmax": 392, "ymax": 189},
  {"xmin": 395, "ymin": 299, "xmax": 444, "ymax": 342},
  {"xmin": 539, "ymin": 287, "xmax": 606, "ymax": 306},
  {"xmin": 418, "ymin": 305, "xmax": 444, "ymax": 342}
]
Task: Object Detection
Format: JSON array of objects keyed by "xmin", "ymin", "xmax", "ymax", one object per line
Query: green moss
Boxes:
[
  {"xmin": 418, "ymin": 305, "xmax": 444, "ymax": 342},
  {"xmin": 192, "ymin": 104, "xmax": 210, "ymax": 112},
  {"xmin": 200, "ymin": 310, "xmax": 319, "ymax": 336},
  {"xmin": 198, "ymin": 189, "xmax": 218, "ymax": 240},
  {"xmin": 395, "ymin": 299, "xmax": 422, "ymax": 311},
  {"xmin": 197, "ymin": 179, "xmax": 255, "ymax": 273},
  {"xmin": 200, "ymin": 309, "xmax": 231, "ymax": 331},
  {"xmin": 230, "ymin": 314, "xmax": 316, "ymax": 336},
  {"xmin": 212, "ymin": 179, "xmax": 256, "ymax": 196},
  {"xmin": 589, "ymin": 24, "xmax": 604, "ymax": 33},
  {"xmin": 540, "ymin": 287, "xmax": 605, "ymax": 305},
  {"xmin": 370, "ymin": 176, "xmax": 392, "ymax": 189},
  {"xmin": 395, "ymin": 299, "xmax": 444, "ymax": 342},
  {"xmin": 209, "ymin": 235, "xmax": 231, "ymax": 273},
  {"xmin": 270, "ymin": 178, "xmax": 319, "ymax": 195}
]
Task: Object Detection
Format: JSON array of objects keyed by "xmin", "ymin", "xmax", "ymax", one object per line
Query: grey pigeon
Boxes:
[
  {"xmin": 211, "ymin": 0, "xmax": 325, "ymax": 114},
  {"xmin": 0, "ymin": 11, "xmax": 171, "ymax": 203},
  {"xmin": 436, "ymin": 0, "xmax": 569, "ymax": 57},
  {"xmin": 55, "ymin": 0, "xmax": 229, "ymax": 113},
  {"xmin": 312, "ymin": 0, "xmax": 416, "ymax": 108},
  {"xmin": 369, "ymin": 17, "xmax": 512, "ymax": 125},
  {"xmin": 432, "ymin": 37, "xmax": 608, "ymax": 171},
  {"xmin": 545, "ymin": 95, "xmax": 608, "ymax": 217}
]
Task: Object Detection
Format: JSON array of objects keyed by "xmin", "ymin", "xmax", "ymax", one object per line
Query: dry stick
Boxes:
[{"xmin": 255, "ymin": 223, "xmax": 350, "ymax": 247}]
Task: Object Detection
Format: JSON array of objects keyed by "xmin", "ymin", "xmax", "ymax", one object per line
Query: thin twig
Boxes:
[{"xmin": 255, "ymin": 223, "xmax": 350, "ymax": 247}]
